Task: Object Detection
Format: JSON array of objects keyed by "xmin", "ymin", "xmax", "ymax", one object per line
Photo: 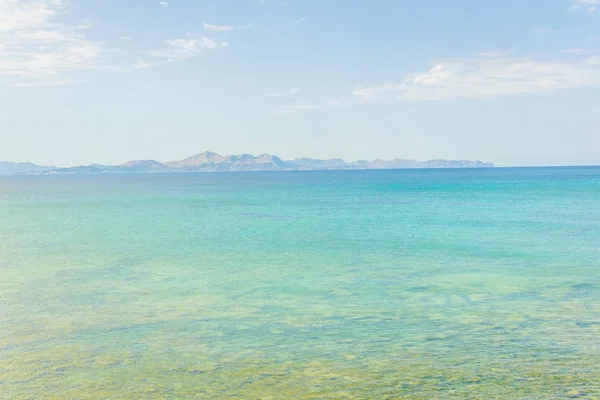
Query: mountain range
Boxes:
[{"xmin": 0, "ymin": 152, "xmax": 494, "ymax": 175}]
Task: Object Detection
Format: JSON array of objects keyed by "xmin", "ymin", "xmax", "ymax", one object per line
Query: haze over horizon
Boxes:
[{"xmin": 1, "ymin": 0, "xmax": 599, "ymax": 167}]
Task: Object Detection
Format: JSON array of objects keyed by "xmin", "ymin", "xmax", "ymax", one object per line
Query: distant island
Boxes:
[{"xmin": 0, "ymin": 152, "xmax": 494, "ymax": 175}]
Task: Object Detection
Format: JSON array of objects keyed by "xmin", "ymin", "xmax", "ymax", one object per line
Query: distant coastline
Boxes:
[{"xmin": 0, "ymin": 152, "xmax": 494, "ymax": 175}]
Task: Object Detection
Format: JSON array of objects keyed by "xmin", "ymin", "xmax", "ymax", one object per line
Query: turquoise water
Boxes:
[{"xmin": 1, "ymin": 168, "xmax": 599, "ymax": 399}]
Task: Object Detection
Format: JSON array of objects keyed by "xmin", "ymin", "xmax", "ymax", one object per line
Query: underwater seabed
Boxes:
[{"xmin": 2, "ymin": 253, "xmax": 599, "ymax": 399}]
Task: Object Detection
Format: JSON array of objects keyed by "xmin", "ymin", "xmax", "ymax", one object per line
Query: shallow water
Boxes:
[{"xmin": 1, "ymin": 168, "xmax": 599, "ymax": 399}]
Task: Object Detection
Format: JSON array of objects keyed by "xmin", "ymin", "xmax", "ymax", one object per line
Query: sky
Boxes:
[{"xmin": 1, "ymin": 0, "xmax": 599, "ymax": 167}]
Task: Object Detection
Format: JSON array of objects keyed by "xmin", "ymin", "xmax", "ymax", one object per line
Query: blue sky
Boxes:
[{"xmin": 1, "ymin": 0, "xmax": 599, "ymax": 166}]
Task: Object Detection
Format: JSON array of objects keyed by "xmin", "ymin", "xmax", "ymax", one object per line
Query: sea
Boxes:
[{"xmin": 1, "ymin": 167, "xmax": 599, "ymax": 399}]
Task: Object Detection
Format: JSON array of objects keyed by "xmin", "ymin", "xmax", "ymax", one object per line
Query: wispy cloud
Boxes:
[
  {"xmin": 10, "ymin": 78, "xmax": 78, "ymax": 87},
  {"xmin": 531, "ymin": 26, "xmax": 554, "ymax": 35},
  {"xmin": 0, "ymin": 0, "xmax": 103, "ymax": 86},
  {"xmin": 570, "ymin": 0, "xmax": 600, "ymax": 13},
  {"xmin": 158, "ymin": 1, "xmax": 168, "ymax": 7},
  {"xmin": 476, "ymin": 50, "xmax": 512, "ymax": 57},
  {"xmin": 352, "ymin": 54, "xmax": 600, "ymax": 101},
  {"xmin": 150, "ymin": 37, "xmax": 228, "ymax": 60},
  {"xmin": 203, "ymin": 23, "xmax": 248, "ymax": 32},
  {"xmin": 289, "ymin": 18, "xmax": 306, "ymax": 26},
  {"xmin": 269, "ymin": 98, "xmax": 352, "ymax": 114},
  {"xmin": 587, "ymin": 56, "xmax": 600, "ymax": 65},
  {"xmin": 562, "ymin": 48, "xmax": 586, "ymax": 54},
  {"xmin": 133, "ymin": 61, "xmax": 154, "ymax": 69},
  {"xmin": 271, "ymin": 103, "xmax": 322, "ymax": 114},
  {"xmin": 265, "ymin": 87, "xmax": 301, "ymax": 97}
]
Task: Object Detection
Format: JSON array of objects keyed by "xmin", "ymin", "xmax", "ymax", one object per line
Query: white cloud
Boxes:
[
  {"xmin": 353, "ymin": 54, "xmax": 600, "ymax": 101},
  {"xmin": 203, "ymin": 23, "xmax": 248, "ymax": 32},
  {"xmin": 0, "ymin": 0, "xmax": 60, "ymax": 32},
  {"xmin": 562, "ymin": 48, "xmax": 586, "ymax": 54},
  {"xmin": 150, "ymin": 37, "xmax": 228, "ymax": 60},
  {"xmin": 1, "ymin": 2, "xmax": 235, "ymax": 85},
  {"xmin": 571, "ymin": 0, "xmax": 600, "ymax": 12},
  {"xmin": 289, "ymin": 87, "xmax": 300, "ymax": 95},
  {"xmin": 158, "ymin": 1, "xmax": 168, "ymax": 6},
  {"xmin": 0, "ymin": 0, "xmax": 102, "ymax": 86},
  {"xmin": 587, "ymin": 56, "xmax": 600, "ymax": 65}
]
